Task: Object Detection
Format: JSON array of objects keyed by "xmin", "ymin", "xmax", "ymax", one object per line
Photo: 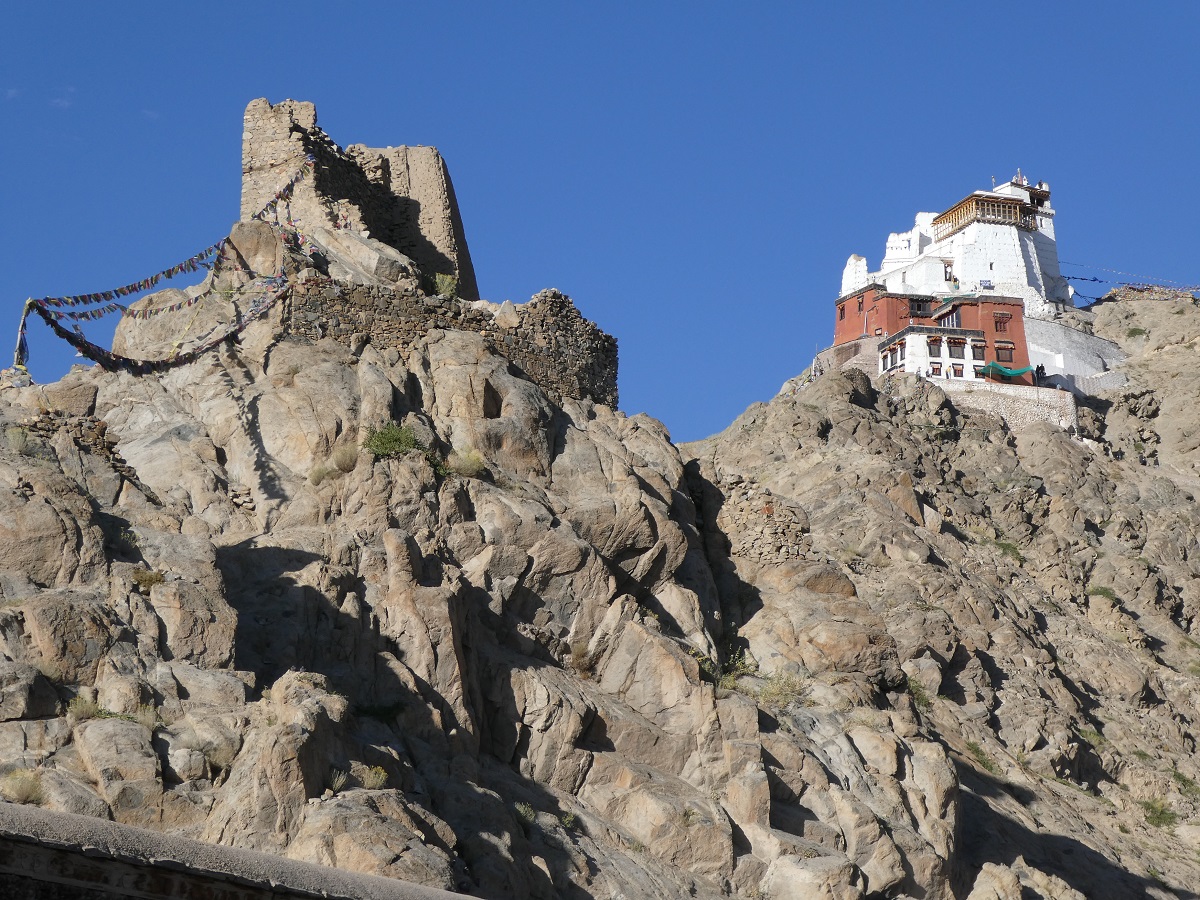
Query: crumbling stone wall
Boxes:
[
  {"xmin": 241, "ymin": 99, "xmax": 479, "ymax": 300},
  {"xmin": 285, "ymin": 283, "xmax": 618, "ymax": 408}
]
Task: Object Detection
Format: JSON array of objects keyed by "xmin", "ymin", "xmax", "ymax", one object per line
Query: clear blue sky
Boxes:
[{"xmin": 2, "ymin": 2, "xmax": 1197, "ymax": 442}]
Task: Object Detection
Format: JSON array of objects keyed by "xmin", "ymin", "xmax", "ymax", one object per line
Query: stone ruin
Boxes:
[
  {"xmin": 241, "ymin": 98, "xmax": 478, "ymax": 301},
  {"xmin": 115, "ymin": 99, "xmax": 619, "ymax": 409}
]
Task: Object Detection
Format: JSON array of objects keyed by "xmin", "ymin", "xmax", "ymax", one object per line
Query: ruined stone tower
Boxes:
[{"xmin": 240, "ymin": 98, "xmax": 479, "ymax": 300}]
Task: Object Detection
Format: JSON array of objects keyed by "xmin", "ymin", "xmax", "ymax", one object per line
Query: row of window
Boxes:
[{"xmin": 926, "ymin": 338, "xmax": 1013, "ymax": 362}]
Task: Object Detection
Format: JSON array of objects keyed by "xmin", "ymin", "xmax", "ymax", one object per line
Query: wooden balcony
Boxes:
[{"xmin": 932, "ymin": 194, "xmax": 1038, "ymax": 242}]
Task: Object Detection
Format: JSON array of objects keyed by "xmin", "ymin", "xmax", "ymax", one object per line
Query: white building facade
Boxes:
[{"xmin": 841, "ymin": 173, "xmax": 1072, "ymax": 321}]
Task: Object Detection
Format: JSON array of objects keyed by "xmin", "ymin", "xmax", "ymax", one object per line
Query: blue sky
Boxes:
[{"xmin": 2, "ymin": 2, "xmax": 1197, "ymax": 442}]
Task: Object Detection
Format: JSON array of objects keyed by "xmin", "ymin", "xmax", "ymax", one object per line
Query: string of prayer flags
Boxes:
[{"xmin": 29, "ymin": 155, "xmax": 314, "ymax": 312}]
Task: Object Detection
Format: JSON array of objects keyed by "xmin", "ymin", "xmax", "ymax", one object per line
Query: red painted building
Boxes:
[{"xmin": 833, "ymin": 286, "xmax": 1033, "ymax": 385}]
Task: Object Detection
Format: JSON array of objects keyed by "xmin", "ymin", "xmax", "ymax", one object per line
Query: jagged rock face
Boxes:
[{"xmin": 0, "ymin": 284, "xmax": 1197, "ymax": 899}]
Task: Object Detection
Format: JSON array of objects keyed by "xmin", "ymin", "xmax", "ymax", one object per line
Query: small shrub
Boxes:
[
  {"xmin": 130, "ymin": 568, "xmax": 165, "ymax": 592},
  {"xmin": 67, "ymin": 695, "xmax": 101, "ymax": 723},
  {"xmin": 328, "ymin": 768, "xmax": 348, "ymax": 794},
  {"xmin": 361, "ymin": 766, "xmax": 389, "ymax": 790},
  {"xmin": 560, "ymin": 811, "xmax": 578, "ymax": 830},
  {"xmin": 514, "ymin": 801, "xmax": 536, "ymax": 825},
  {"xmin": 627, "ymin": 837, "xmax": 647, "ymax": 853},
  {"xmin": 1126, "ymin": 327, "xmax": 1148, "ymax": 338},
  {"xmin": 680, "ymin": 807, "xmax": 700, "ymax": 827},
  {"xmin": 446, "ymin": 449, "xmax": 487, "ymax": 478},
  {"xmin": 363, "ymin": 422, "xmax": 421, "ymax": 459},
  {"xmin": 718, "ymin": 650, "xmax": 758, "ymax": 692},
  {"xmin": 1086, "ymin": 586, "xmax": 1118, "ymax": 601},
  {"xmin": 308, "ymin": 463, "xmax": 336, "ymax": 487},
  {"xmin": 756, "ymin": 672, "xmax": 809, "ymax": 712},
  {"xmin": 1078, "ymin": 727, "xmax": 1105, "ymax": 747},
  {"xmin": 1132, "ymin": 749, "xmax": 1155, "ymax": 762},
  {"xmin": 991, "ymin": 540, "xmax": 1025, "ymax": 564},
  {"xmin": 569, "ymin": 641, "xmax": 593, "ymax": 677},
  {"xmin": 331, "ymin": 444, "xmax": 359, "ymax": 473},
  {"xmin": 907, "ymin": 676, "xmax": 933, "ymax": 711},
  {"xmin": 1141, "ymin": 798, "xmax": 1178, "ymax": 828},
  {"xmin": 1172, "ymin": 769, "xmax": 1200, "ymax": 798},
  {"xmin": 433, "ymin": 273, "xmax": 458, "ymax": 297},
  {"xmin": 0, "ymin": 770, "xmax": 44, "ymax": 805},
  {"xmin": 966, "ymin": 740, "xmax": 999, "ymax": 775},
  {"xmin": 203, "ymin": 741, "xmax": 238, "ymax": 773}
]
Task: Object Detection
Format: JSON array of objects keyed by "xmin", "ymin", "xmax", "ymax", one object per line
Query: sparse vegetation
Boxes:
[
  {"xmin": 1078, "ymin": 727, "xmax": 1106, "ymax": 748},
  {"xmin": 130, "ymin": 568, "xmax": 165, "ymax": 592},
  {"xmin": 1140, "ymin": 797, "xmax": 1178, "ymax": 828},
  {"xmin": 0, "ymin": 770, "xmax": 44, "ymax": 805},
  {"xmin": 67, "ymin": 695, "xmax": 101, "ymax": 723},
  {"xmin": 308, "ymin": 463, "xmax": 337, "ymax": 486},
  {"xmin": 560, "ymin": 811, "xmax": 578, "ymax": 830},
  {"xmin": 514, "ymin": 801, "xmax": 537, "ymax": 825},
  {"xmin": 328, "ymin": 768, "xmax": 348, "ymax": 794},
  {"xmin": 907, "ymin": 676, "xmax": 933, "ymax": 711},
  {"xmin": 569, "ymin": 641, "xmax": 593, "ymax": 677},
  {"xmin": 990, "ymin": 540, "xmax": 1025, "ymax": 564},
  {"xmin": 1189, "ymin": 661, "xmax": 1200, "ymax": 679},
  {"xmin": 134, "ymin": 704, "xmax": 159, "ymax": 730},
  {"xmin": 966, "ymin": 740, "xmax": 999, "ymax": 775},
  {"xmin": 1126, "ymin": 327, "xmax": 1149, "ymax": 338},
  {"xmin": 446, "ymin": 449, "xmax": 487, "ymax": 478},
  {"xmin": 755, "ymin": 672, "xmax": 809, "ymax": 712},
  {"xmin": 1086, "ymin": 586, "xmax": 1118, "ymax": 601},
  {"xmin": 1132, "ymin": 749, "xmax": 1155, "ymax": 762},
  {"xmin": 433, "ymin": 273, "xmax": 458, "ymax": 297},
  {"xmin": 680, "ymin": 807, "xmax": 700, "ymax": 827},
  {"xmin": 361, "ymin": 766, "xmax": 389, "ymax": 790},
  {"xmin": 363, "ymin": 422, "xmax": 421, "ymax": 458},
  {"xmin": 1172, "ymin": 769, "xmax": 1200, "ymax": 799}
]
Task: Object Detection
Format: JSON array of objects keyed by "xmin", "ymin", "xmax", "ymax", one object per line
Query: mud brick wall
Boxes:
[{"xmin": 285, "ymin": 284, "xmax": 618, "ymax": 408}]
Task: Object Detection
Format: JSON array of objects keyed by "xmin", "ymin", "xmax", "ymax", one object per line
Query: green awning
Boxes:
[{"xmin": 977, "ymin": 362, "xmax": 1035, "ymax": 377}]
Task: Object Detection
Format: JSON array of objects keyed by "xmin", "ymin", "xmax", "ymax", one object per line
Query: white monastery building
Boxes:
[{"xmin": 840, "ymin": 171, "xmax": 1073, "ymax": 322}]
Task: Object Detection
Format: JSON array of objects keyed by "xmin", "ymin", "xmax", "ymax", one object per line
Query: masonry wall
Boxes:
[
  {"xmin": 285, "ymin": 283, "xmax": 619, "ymax": 408},
  {"xmin": 940, "ymin": 380, "xmax": 1078, "ymax": 432},
  {"xmin": 241, "ymin": 99, "xmax": 479, "ymax": 300}
]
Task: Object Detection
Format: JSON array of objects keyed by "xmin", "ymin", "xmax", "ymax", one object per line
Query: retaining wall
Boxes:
[{"xmin": 939, "ymin": 379, "xmax": 1078, "ymax": 431}]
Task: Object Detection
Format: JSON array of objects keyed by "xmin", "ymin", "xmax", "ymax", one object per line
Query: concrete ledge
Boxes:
[
  {"xmin": 0, "ymin": 802, "xmax": 461, "ymax": 900},
  {"xmin": 940, "ymin": 379, "xmax": 1078, "ymax": 431}
]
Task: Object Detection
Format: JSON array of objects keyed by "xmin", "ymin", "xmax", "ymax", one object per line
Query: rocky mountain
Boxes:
[{"xmin": 1, "ymin": 207, "xmax": 1198, "ymax": 900}]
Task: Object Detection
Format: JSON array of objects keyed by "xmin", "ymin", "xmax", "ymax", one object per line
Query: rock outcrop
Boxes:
[{"xmin": 4, "ymin": 155, "xmax": 1200, "ymax": 900}]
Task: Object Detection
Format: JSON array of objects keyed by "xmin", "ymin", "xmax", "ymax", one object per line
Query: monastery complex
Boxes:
[{"xmin": 813, "ymin": 172, "xmax": 1127, "ymax": 429}]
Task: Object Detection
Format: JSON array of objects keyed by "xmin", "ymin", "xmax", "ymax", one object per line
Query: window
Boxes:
[
  {"xmin": 974, "ymin": 365, "xmax": 985, "ymax": 378},
  {"xmin": 972, "ymin": 344, "xmax": 986, "ymax": 360},
  {"xmin": 927, "ymin": 338, "xmax": 942, "ymax": 356},
  {"xmin": 944, "ymin": 262, "xmax": 954, "ymax": 282},
  {"xmin": 874, "ymin": 327, "xmax": 883, "ymax": 336},
  {"xmin": 996, "ymin": 346, "xmax": 1014, "ymax": 363},
  {"xmin": 952, "ymin": 364, "xmax": 964, "ymax": 378},
  {"xmin": 930, "ymin": 363, "xmax": 942, "ymax": 376},
  {"xmin": 898, "ymin": 342, "xmax": 906, "ymax": 361},
  {"xmin": 839, "ymin": 305, "xmax": 846, "ymax": 321},
  {"xmin": 857, "ymin": 299, "xmax": 863, "ymax": 313},
  {"xmin": 994, "ymin": 314, "xmax": 1009, "ymax": 333},
  {"xmin": 948, "ymin": 342, "xmax": 965, "ymax": 359},
  {"xmin": 940, "ymin": 309, "xmax": 961, "ymax": 328}
]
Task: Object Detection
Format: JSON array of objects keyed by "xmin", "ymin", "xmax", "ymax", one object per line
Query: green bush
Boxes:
[
  {"xmin": 907, "ymin": 676, "xmax": 933, "ymax": 711},
  {"xmin": 67, "ymin": 695, "xmax": 101, "ymax": 723},
  {"xmin": 1126, "ymin": 327, "xmax": 1148, "ymax": 338},
  {"xmin": 328, "ymin": 768, "xmax": 348, "ymax": 794},
  {"xmin": 1087, "ymin": 586, "xmax": 1118, "ymax": 601},
  {"xmin": 966, "ymin": 740, "xmax": 999, "ymax": 774},
  {"xmin": 433, "ymin": 273, "xmax": 458, "ymax": 297},
  {"xmin": 1141, "ymin": 797, "xmax": 1178, "ymax": 828},
  {"xmin": 514, "ymin": 801, "xmax": 536, "ymax": 825},
  {"xmin": 363, "ymin": 422, "xmax": 421, "ymax": 458}
]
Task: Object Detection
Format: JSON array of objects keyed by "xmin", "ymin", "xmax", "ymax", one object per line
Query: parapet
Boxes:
[{"xmin": 241, "ymin": 98, "xmax": 479, "ymax": 301}]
